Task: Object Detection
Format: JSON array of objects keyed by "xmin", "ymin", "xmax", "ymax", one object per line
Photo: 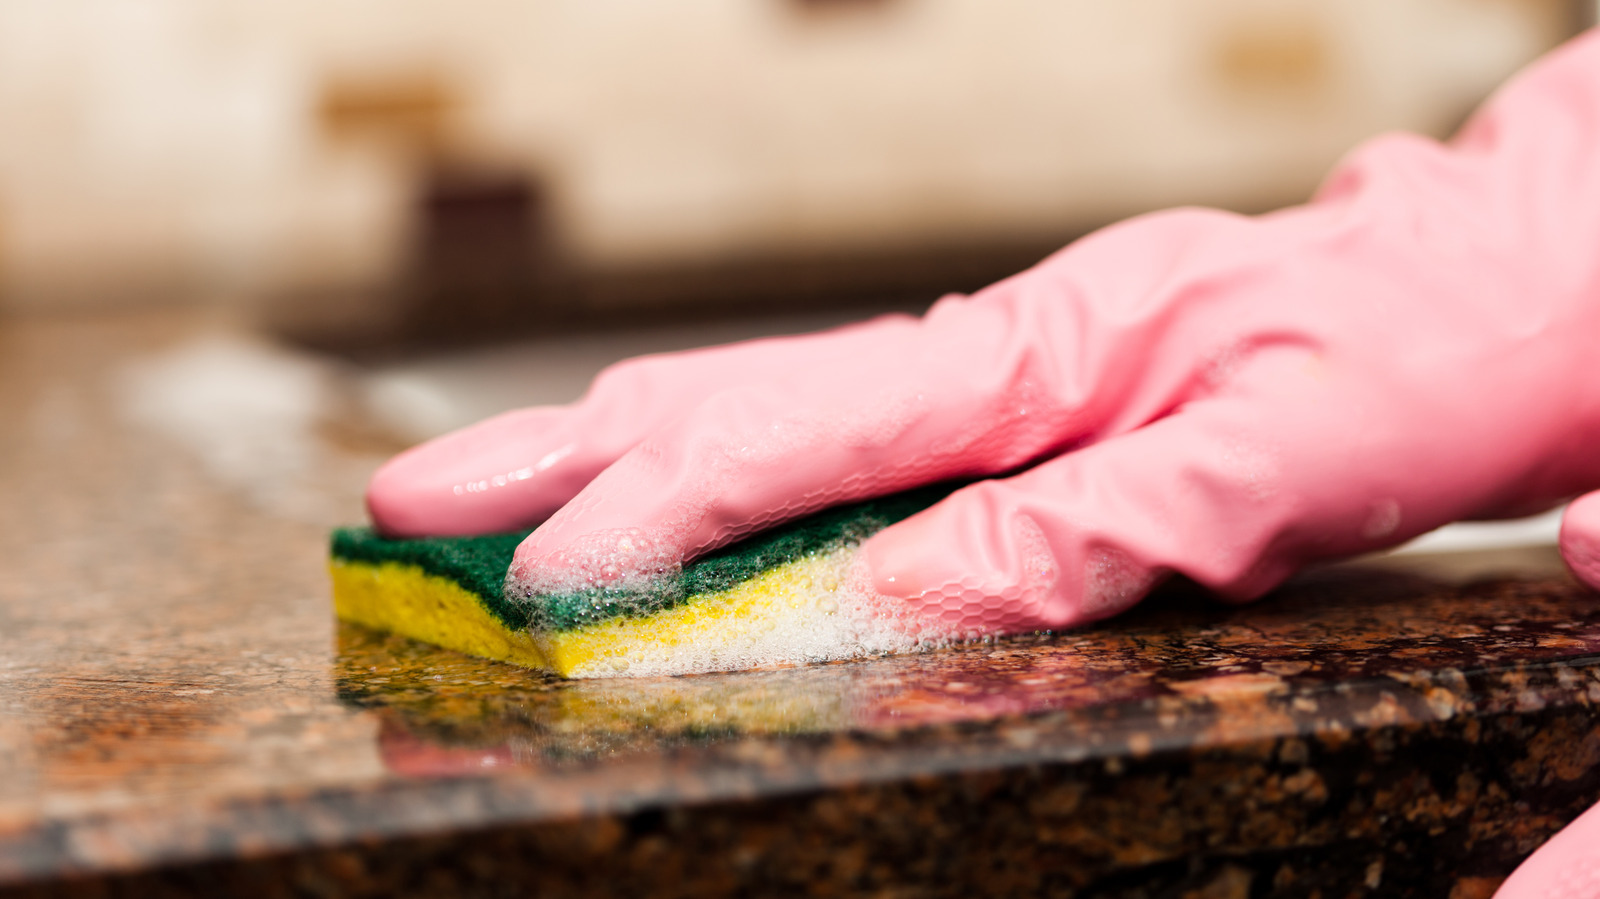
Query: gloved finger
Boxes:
[
  {"xmin": 502, "ymin": 206, "xmax": 1327, "ymax": 590},
  {"xmin": 502, "ymin": 305, "xmax": 1148, "ymax": 589},
  {"xmin": 863, "ymin": 353, "xmax": 1454, "ymax": 635},
  {"xmin": 860, "ymin": 400, "xmax": 1281, "ymax": 633},
  {"xmin": 1559, "ymin": 490, "xmax": 1600, "ymax": 592},
  {"xmin": 1493, "ymin": 799, "xmax": 1600, "ymax": 899},
  {"xmin": 388, "ymin": 197, "xmax": 1327, "ymax": 545},
  {"xmin": 365, "ymin": 314, "xmax": 915, "ymax": 537}
]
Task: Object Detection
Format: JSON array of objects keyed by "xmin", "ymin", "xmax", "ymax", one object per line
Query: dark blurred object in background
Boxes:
[{"xmin": 399, "ymin": 166, "xmax": 558, "ymax": 347}]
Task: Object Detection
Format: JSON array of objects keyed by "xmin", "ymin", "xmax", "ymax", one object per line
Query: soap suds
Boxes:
[{"xmin": 514, "ymin": 546, "xmax": 959, "ymax": 679}]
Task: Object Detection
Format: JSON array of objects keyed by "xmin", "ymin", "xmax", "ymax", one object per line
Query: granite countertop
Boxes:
[{"xmin": 2, "ymin": 311, "xmax": 1597, "ymax": 898}]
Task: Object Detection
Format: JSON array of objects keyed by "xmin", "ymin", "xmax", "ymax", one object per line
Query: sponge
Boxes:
[{"xmin": 330, "ymin": 486, "xmax": 953, "ymax": 677}]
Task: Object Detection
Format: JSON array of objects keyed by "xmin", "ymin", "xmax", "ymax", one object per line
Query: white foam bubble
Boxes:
[
  {"xmin": 1361, "ymin": 498, "xmax": 1403, "ymax": 540},
  {"xmin": 1081, "ymin": 546, "xmax": 1158, "ymax": 619}
]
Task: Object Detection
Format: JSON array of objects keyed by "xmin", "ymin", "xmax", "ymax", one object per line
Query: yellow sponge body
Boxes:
[
  {"xmin": 538, "ymin": 553, "xmax": 840, "ymax": 677},
  {"xmin": 330, "ymin": 552, "xmax": 851, "ymax": 678},
  {"xmin": 330, "ymin": 559, "xmax": 549, "ymax": 670}
]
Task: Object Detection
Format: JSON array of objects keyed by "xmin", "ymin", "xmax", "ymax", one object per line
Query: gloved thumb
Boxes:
[{"xmin": 1559, "ymin": 490, "xmax": 1600, "ymax": 592}]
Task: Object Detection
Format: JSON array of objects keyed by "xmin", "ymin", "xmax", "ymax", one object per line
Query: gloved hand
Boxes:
[
  {"xmin": 367, "ymin": 30, "xmax": 1600, "ymax": 889},
  {"xmin": 371, "ymin": 30, "xmax": 1600, "ymax": 629}
]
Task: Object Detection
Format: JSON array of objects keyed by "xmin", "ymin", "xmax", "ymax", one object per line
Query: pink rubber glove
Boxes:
[
  {"xmin": 370, "ymin": 31, "xmax": 1600, "ymax": 881},
  {"xmin": 372, "ymin": 28, "xmax": 1600, "ymax": 625},
  {"xmin": 1496, "ymin": 797, "xmax": 1600, "ymax": 899}
]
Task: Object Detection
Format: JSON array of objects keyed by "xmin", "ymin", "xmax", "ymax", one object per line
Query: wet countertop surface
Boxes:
[{"xmin": 3, "ymin": 311, "xmax": 1599, "ymax": 898}]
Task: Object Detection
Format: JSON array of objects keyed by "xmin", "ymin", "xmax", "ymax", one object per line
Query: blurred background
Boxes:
[
  {"xmin": 0, "ymin": 0, "xmax": 1593, "ymax": 564},
  {"xmin": 0, "ymin": 0, "xmax": 1594, "ymax": 459},
  {"xmin": 2, "ymin": 0, "xmax": 1591, "ymax": 345}
]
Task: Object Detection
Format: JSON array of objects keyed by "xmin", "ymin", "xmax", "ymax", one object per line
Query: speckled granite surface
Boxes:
[{"xmin": 1, "ymin": 312, "xmax": 1598, "ymax": 898}]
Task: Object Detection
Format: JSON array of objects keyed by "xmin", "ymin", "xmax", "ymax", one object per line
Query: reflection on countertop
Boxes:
[
  {"xmin": 342, "ymin": 564, "xmax": 1600, "ymax": 769},
  {"xmin": 1, "ymin": 310, "xmax": 1597, "ymax": 898}
]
